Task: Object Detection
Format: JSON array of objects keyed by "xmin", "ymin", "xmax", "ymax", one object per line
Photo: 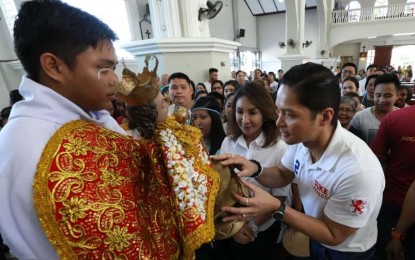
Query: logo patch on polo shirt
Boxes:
[
  {"xmin": 347, "ymin": 199, "xmax": 369, "ymax": 215},
  {"xmin": 294, "ymin": 159, "xmax": 300, "ymax": 175},
  {"xmin": 313, "ymin": 180, "xmax": 329, "ymax": 200}
]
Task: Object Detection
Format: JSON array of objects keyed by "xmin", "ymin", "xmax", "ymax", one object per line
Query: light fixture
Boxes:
[
  {"xmin": 392, "ymin": 32, "xmax": 415, "ymax": 36},
  {"xmin": 359, "ymin": 45, "xmax": 367, "ymax": 59},
  {"xmin": 302, "ymin": 40, "xmax": 312, "ymax": 48},
  {"xmin": 287, "ymin": 39, "xmax": 296, "ymax": 48},
  {"xmin": 234, "ymin": 28, "xmax": 245, "ymax": 41}
]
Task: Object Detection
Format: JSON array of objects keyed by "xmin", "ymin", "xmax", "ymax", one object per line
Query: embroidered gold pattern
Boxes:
[
  {"xmin": 33, "ymin": 120, "xmax": 219, "ymax": 259},
  {"xmin": 155, "ymin": 117, "xmax": 220, "ymax": 259},
  {"xmin": 104, "ymin": 226, "xmax": 134, "ymax": 251}
]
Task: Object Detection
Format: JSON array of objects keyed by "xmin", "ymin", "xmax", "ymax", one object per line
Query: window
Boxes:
[
  {"xmin": 0, "ymin": 0, "xmax": 18, "ymax": 36},
  {"xmin": 391, "ymin": 45, "xmax": 415, "ymax": 69},
  {"xmin": 406, "ymin": 0, "xmax": 415, "ymax": 16},
  {"xmin": 374, "ymin": 0, "xmax": 388, "ymax": 18},
  {"xmin": 62, "ymin": 0, "xmax": 134, "ymax": 58},
  {"xmin": 366, "ymin": 50, "xmax": 375, "ymax": 68},
  {"xmin": 232, "ymin": 49, "xmax": 261, "ymax": 75},
  {"xmin": 345, "ymin": 1, "xmax": 361, "ymax": 22}
]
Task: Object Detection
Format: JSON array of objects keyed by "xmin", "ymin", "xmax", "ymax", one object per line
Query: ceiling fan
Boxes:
[{"xmin": 198, "ymin": 1, "xmax": 223, "ymax": 21}]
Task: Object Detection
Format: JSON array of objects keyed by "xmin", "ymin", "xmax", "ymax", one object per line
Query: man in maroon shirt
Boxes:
[{"xmin": 371, "ymin": 105, "xmax": 415, "ymax": 259}]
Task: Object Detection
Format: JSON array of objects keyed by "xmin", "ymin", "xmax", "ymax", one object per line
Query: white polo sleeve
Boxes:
[
  {"xmin": 324, "ymin": 168, "xmax": 384, "ymax": 228},
  {"xmin": 280, "ymin": 144, "xmax": 298, "ymax": 172}
]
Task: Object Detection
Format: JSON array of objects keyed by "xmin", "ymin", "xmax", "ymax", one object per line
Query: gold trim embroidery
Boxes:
[{"xmin": 33, "ymin": 119, "xmax": 219, "ymax": 259}]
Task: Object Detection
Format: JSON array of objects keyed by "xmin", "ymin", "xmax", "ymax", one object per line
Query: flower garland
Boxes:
[
  {"xmin": 159, "ymin": 127, "xmax": 209, "ymax": 220},
  {"xmin": 154, "ymin": 116, "xmax": 220, "ymax": 259}
]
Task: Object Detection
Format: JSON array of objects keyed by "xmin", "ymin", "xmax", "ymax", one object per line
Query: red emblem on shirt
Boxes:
[{"xmin": 348, "ymin": 199, "xmax": 368, "ymax": 215}]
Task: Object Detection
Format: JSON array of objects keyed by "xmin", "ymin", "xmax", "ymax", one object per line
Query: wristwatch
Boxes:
[
  {"xmin": 247, "ymin": 220, "xmax": 259, "ymax": 238},
  {"xmin": 272, "ymin": 203, "xmax": 286, "ymax": 221}
]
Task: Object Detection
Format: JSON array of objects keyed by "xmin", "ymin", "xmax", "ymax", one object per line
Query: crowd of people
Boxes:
[{"xmin": 1, "ymin": 0, "xmax": 415, "ymax": 259}]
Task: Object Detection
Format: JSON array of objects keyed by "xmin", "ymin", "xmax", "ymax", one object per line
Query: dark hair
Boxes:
[
  {"xmin": 398, "ymin": 84, "xmax": 413, "ymax": 102},
  {"xmin": 228, "ymin": 82, "xmax": 279, "ymax": 147},
  {"xmin": 268, "ymin": 71, "xmax": 276, "ymax": 79},
  {"xmin": 365, "ymin": 74, "xmax": 379, "ymax": 90},
  {"xmin": 366, "ymin": 64, "xmax": 377, "ymax": 70},
  {"xmin": 0, "ymin": 106, "xmax": 12, "ymax": 120},
  {"xmin": 224, "ymin": 91, "xmax": 236, "ymax": 105},
  {"xmin": 168, "ymin": 72, "xmax": 191, "ymax": 85},
  {"xmin": 374, "ymin": 73, "xmax": 400, "ymax": 91},
  {"xmin": 191, "ymin": 96, "xmax": 226, "ymax": 155},
  {"xmin": 278, "ymin": 69, "xmax": 283, "ymax": 73},
  {"xmin": 211, "ymin": 80, "xmax": 224, "ymax": 92},
  {"xmin": 344, "ymin": 91, "xmax": 360, "ymax": 99},
  {"xmin": 342, "ymin": 62, "xmax": 357, "ymax": 74},
  {"xmin": 207, "ymin": 91, "xmax": 225, "ymax": 110},
  {"xmin": 223, "ymin": 92, "xmax": 236, "ymax": 123},
  {"xmin": 189, "ymin": 80, "xmax": 196, "ymax": 100},
  {"xmin": 127, "ymin": 103, "xmax": 157, "ymax": 139},
  {"xmin": 281, "ymin": 62, "xmax": 340, "ymax": 127},
  {"xmin": 14, "ymin": 0, "xmax": 117, "ymax": 82},
  {"xmin": 236, "ymin": 70, "xmax": 245, "ymax": 77},
  {"xmin": 9, "ymin": 89, "xmax": 23, "ymax": 105},
  {"xmin": 209, "ymin": 68, "xmax": 218, "ymax": 74},
  {"xmin": 342, "ymin": 76, "xmax": 359, "ymax": 91},
  {"xmin": 110, "ymin": 99, "xmax": 121, "ymax": 119},
  {"xmin": 253, "ymin": 79, "xmax": 265, "ymax": 88},
  {"xmin": 196, "ymin": 82, "xmax": 207, "ymax": 90},
  {"xmin": 224, "ymin": 80, "xmax": 239, "ymax": 89},
  {"xmin": 194, "ymin": 89, "xmax": 208, "ymax": 100}
]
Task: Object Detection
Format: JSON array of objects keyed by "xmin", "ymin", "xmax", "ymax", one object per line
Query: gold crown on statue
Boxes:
[{"xmin": 115, "ymin": 55, "xmax": 160, "ymax": 106}]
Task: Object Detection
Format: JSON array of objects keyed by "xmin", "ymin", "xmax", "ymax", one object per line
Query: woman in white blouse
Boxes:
[{"xmin": 219, "ymin": 82, "xmax": 290, "ymax": 259}]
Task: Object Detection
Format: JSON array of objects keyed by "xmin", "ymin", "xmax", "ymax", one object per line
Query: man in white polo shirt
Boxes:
[{"xmin": 214, "ymin": 62, "xmax": 385, "ymax": 259}]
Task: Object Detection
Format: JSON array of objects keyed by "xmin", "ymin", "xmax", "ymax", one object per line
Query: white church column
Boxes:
[
  {"xmin": 316, "ymin": 0, "xmax": 331, "ymax": 58},
  {"xmin": 278, "ymin": 0, "xmax": 309, "ymax": 71},
  {"xmin": 123, "ymin": 0, "xmax": 239, "ymax": 83},
  {"xmin": 149, "ymin": 0, "xmax": 182, "ymax": 38}
]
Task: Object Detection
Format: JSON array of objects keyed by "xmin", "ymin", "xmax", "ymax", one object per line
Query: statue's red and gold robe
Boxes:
[{"xmin": 33, "ymin": 119, "xmax": 219, "ymax": 259}]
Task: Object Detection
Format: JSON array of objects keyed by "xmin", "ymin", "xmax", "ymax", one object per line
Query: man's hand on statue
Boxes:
[
  {"xmin": 210, "ymin": 153, "xmax": 258, "ymax": 177},
  {"xmin": 386, "ymin": 239, "xmax": 405, "ymax": 260},
  {"xmin": 233, "ymin": 224, "xmax": 255, "ymax": 244},
  {"xmin": 221, "ymin": 180, "xmax": 280, "ymax": 222}
]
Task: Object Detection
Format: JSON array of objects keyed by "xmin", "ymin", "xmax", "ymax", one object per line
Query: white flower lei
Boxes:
[{"xmin": 160, "ymin": 128, "xmax": 209, "ymax": 221}]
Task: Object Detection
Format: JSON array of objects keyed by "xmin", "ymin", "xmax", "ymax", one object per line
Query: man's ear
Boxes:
[
  {"xmin": 39, "ymin": 53, "xmax": 66, "ymax": 82},
  {"xmin": 320, "ymin": 108, "xmax": 334, "ymax": 126}
]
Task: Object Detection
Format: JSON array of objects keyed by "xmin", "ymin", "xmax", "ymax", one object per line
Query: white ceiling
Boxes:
[{"xmin": 244, "ymin": 0, "xmax": 317, "ymax": 16}]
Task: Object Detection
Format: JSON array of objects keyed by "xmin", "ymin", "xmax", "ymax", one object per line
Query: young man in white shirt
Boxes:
[
  {"xmin": 167, "ymin": 72, "xmax": 194, "ymax": 116},
  {"xmin": 204, "ymin": 67, "xmax": 218, "ymax": 92},
  {"xmin": 351, "ymin": 73, "xmax": 399, "ymax": 145},
  {"xmin": 214, "ymin": 62, "xmax": 385, "ymax": 259},
  {"xmin": 0, "ymin": 1, "xmax": 124, "ymax": 258}
]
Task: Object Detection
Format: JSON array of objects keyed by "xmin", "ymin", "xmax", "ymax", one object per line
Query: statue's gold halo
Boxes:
[
  {"xmin": 211, "ymin": 160, "xmax": 251, "ymax": 240},
  {"xmin": 114, "ymin": 55, "xmax": 159, "ymax": 107}
]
